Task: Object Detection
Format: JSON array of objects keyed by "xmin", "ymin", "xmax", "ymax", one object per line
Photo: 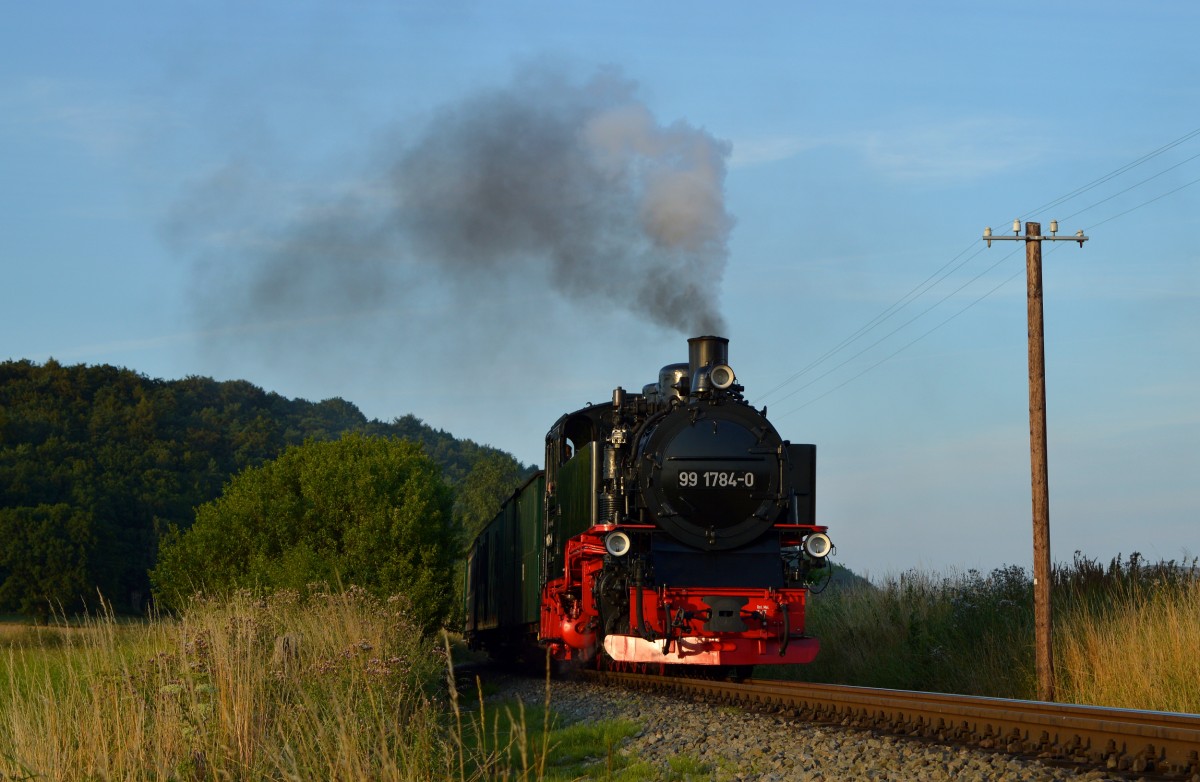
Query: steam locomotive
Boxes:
[{"xmin": 463, "ymin": 336, "xmax": 833, "ymax": 672}]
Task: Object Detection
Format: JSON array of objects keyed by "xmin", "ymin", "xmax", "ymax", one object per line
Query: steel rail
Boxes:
[{"xmin": 584, "ymin": 671, "xmax": 1200, "ymax": 777}]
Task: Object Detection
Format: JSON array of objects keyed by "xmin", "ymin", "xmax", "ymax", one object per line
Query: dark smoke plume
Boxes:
[
  {"xmin": 393, "ymin": 66, "xmax": 733, "ymax": 334},
  {"xmin": 180, "ymin": 64, "xmax": 734, "ymax": 337}
]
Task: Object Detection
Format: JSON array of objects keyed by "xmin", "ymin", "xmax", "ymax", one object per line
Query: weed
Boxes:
[{"xmin": 766, "ymin": 553, "xmax": 1200, "ymax": 712}]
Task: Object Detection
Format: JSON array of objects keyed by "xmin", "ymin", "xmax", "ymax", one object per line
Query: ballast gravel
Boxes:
[{"xmin": 487, "ymin": 674, "xmax": 1148, "ymax": 782}]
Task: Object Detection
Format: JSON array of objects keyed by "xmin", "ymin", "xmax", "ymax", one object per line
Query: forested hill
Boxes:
[{"xmin": 0, "ymin": 358, "xmax": 526, "ymax": 617}]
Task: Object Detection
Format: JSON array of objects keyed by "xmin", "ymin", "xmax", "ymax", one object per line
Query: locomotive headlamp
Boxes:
[
  {"xmin": 604, "ymin": 530, "xmax": 632, "ymax": 557},
  {"xmin": 709, "ymin": 364, "xmax": 735, "ymax": 390},
  {"xmin": 802, "ymin": 532, "xmax": 832, "ymax": 559}
]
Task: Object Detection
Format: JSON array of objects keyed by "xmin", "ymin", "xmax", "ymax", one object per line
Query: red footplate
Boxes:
[
  {"xmin": 603, "ymin": 633, "xmax": 820, "ymax": 665},
  {"xmin": 601, "ymin": 585, "xmax": 817, "ymax": 666}
]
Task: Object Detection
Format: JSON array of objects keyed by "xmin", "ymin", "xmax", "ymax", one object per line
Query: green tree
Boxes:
[
  {"xmin": 0, "ymin": 504, "xmax": 94, "ymax": 619},
  {"xmin": 1, "ymin": 358, "xmax": 526, "ymax": 619},
  {"xmin": 454, "ymin": 451, "xmax": 526, "ymax": 542},
  {"xmin": 151, "ymin": 434, "xmax": 458, "ymax": 633}
]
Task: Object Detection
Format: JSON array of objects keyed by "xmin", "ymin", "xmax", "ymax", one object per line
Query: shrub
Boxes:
[{"xmin": 152, "ymin": 434, "xmax": 458, "ymax": 633}]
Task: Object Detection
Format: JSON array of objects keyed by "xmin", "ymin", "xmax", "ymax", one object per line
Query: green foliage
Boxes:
[
  {"xmin": 0, "ymin": 504, "xmax": 93, "ymax": 619},
  {"xmin": 454, "ymin": 451, "xmax": 527, "ymax": 542},
  {"xmin": 761, "ymin": 564, "xmax": 1033, "ymax": 694},
  {"xmin": 770, "ymin": 554, "xmax": 1200, "ymax": 702},
  {"xmin": 369, "ymin": 413, "xmax": 529, "ymax": 487},
  {"xmin": 0, "ymin": 359, "xmax": 529, "ymax": 618},
  {"xmin": 459, "ymin": 695, "xmax": 643, "ymax": 781},
  {"xmin": 152, "ymin": 435, "xmax": 458, "ymax": 633},
  {"xmin": 1054, "ymin": 550, "xmax": 1199, "ymax": 608}
]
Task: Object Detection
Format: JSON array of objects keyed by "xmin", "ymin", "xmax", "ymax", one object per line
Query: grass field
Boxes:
[
  {"xmin": 3, "ymin": 554, "xmax": 1197, "ymax": 780},
  {"xmin": 1, "ymin": 589, "xmax": 456, "ymax": 779},
  {"xmin": 768, "ymin": 553, "xmax": 1200, "ymax": 712},
  {"xmin": 0, "ymin": 590, "xmax": 646, "ymax": 781}
]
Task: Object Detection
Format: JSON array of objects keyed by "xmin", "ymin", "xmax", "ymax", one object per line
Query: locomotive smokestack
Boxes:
[{"xmin": 688, "ymin": 335, "xmax": 729, "ymax": 382}]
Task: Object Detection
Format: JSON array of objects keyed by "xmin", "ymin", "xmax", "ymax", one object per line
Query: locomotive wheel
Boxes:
[{"xmin": 726, "ymin": 665, "xmax": 754, "ymax": 683}]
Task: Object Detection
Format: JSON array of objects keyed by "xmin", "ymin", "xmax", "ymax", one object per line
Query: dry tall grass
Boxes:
[
  {"xmin": 1056, "ymin": 569, "xmax": 1200, "ymax": 712},
  {"xmin": 780, "ymin": 565, "xmax": 1034, "ymax": 696},
  {"xmin": 1, "ymin": 587, "xmax": 453, "ymax": 780},
  {"xmin": 5, "ymin": 557, "xmax": 1196, "ymax": 780},
  {"xmin": 783, "ymin": 554, "xmax": 1200, "ymax": 714},
  {"xmin": 2, "ymin": 590, "xmax": 650, "ymax": 781}
]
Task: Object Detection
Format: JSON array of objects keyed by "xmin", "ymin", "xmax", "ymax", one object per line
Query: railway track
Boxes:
[{"xmin": 584, "ymin": 670, "xmax": 1200, "ymax": 778}]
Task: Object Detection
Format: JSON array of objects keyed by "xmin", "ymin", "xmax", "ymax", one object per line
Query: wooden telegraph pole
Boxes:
[
  {"xmin": 983, "ymin": 219, "xmax": 1088, "ymax": 702},
  {"xmin": 1024, "ymin": 221, "xmax": 1054, "ymax": 702}
]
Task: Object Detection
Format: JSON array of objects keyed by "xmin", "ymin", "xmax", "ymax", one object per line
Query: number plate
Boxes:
[{"xmin": 677, "ymin": 470, "xmax": 757, "ymax": 488}]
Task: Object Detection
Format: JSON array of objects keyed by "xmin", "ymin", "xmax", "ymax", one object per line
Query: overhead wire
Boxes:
[
  {"xmin": 1062, "ymin": 149, "xmax": 1200, "ymax": 223},
  {"xmin": 758, "ymin": 241, "xmax": 983, "ymax": 403},
  {"xmin": 769, "ymin": 242, "xmax": 1010, "ymax": 408},
  {"xmin": 1021, "ymin": 126, "xmax": 1200, "ymax": 218},
  {"xmin": 780, "ymin": 261, "xmax": 1027, "ymax": 416},
  {"xmin": 765, "ymin": 125, "xmax": 1200, "ymax": 416},
  {"xmin": 1080, "ymin": 172, "xmax": 1200, "ymax": 231}
]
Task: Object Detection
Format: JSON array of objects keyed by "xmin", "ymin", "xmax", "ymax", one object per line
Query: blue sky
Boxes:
[{"xmin": 2, "ymin": 2, "xmax": 1197, "ymax": 578}]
